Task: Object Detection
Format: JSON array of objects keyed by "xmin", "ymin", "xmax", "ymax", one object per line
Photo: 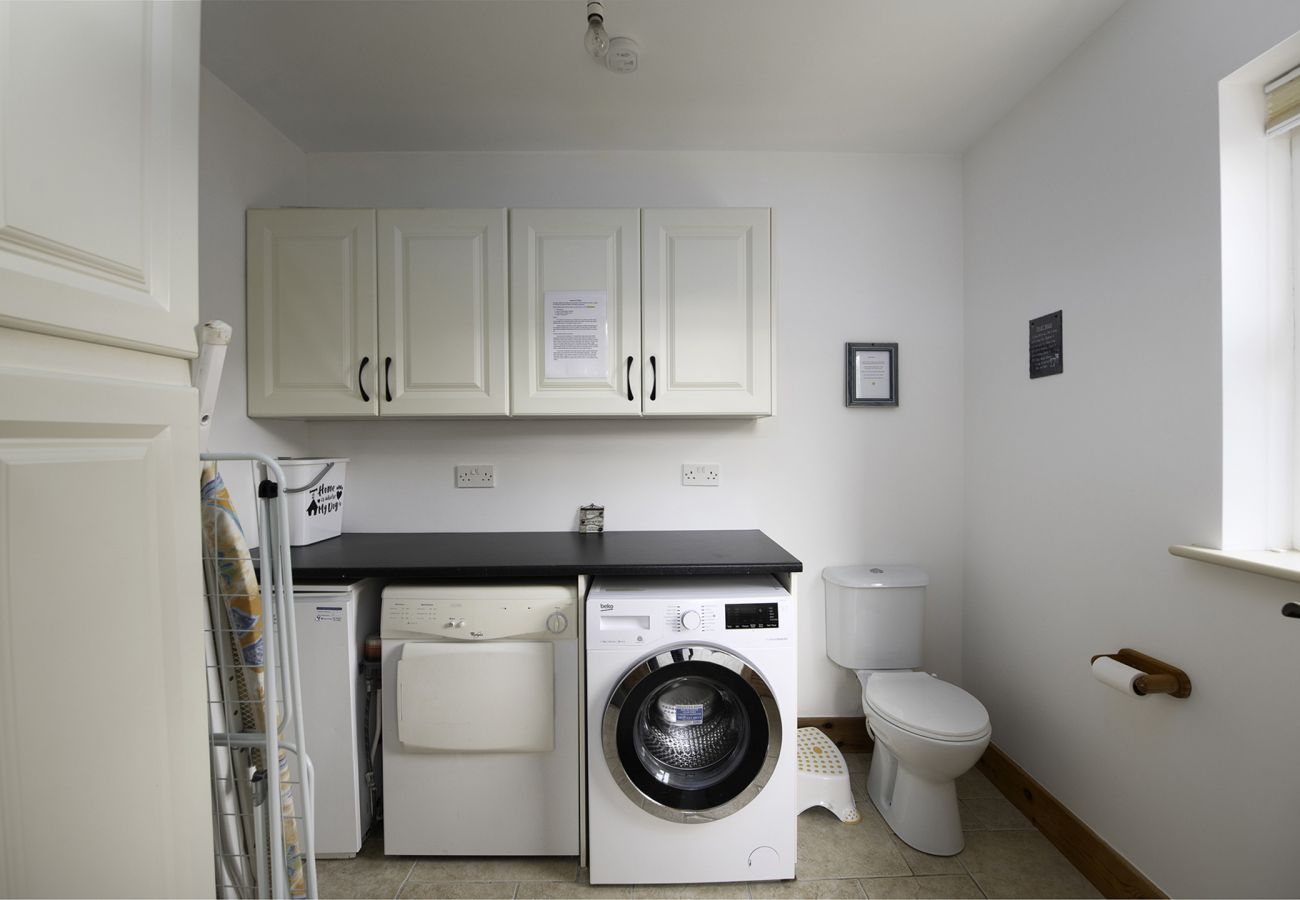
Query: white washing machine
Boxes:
[
  {"xmin": 586, "ymin": 575, "xmax": 797, "ymax": 885},
  {"xmin": 381, "ymin": 581, "xmax": 579, "ymax": 856}
]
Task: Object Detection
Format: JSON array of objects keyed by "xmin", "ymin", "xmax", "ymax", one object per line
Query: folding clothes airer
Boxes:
[{"xmin": 197, "ymin": 322, "xmax": 318, "ymax": 899}]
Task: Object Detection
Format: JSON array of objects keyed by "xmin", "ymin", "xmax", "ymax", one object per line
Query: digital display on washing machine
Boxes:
[{"xmin": 724, "ymin": 602, "xmax": 779, "ymax": 629}]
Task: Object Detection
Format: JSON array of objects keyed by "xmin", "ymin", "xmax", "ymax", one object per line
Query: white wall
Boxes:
[
  {"xmin": 232, "ymin": 150, "xmax": 966, "ymax": 715},
  {"xmin": 199, "ymin": 70, "xmax": 310, "ymax": 538},
  {"xmin": 963, "ymin": 1, "xmax": 1300, "ymax": 896}
]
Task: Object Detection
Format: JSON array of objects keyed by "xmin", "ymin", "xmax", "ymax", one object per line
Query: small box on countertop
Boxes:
[{"xmin": 579, "ymin": 504, "xmax": 605, "ymax": 533}]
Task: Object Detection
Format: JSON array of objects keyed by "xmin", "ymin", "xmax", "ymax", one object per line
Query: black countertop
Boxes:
[{"xmin": 280, "ymin": 530, "xmax": 801, "ymax": 581}]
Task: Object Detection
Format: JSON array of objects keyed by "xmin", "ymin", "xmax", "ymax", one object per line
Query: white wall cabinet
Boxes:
[
  {"xmin": 510, "ymin": 207, "xmax": 772, "ymax": 417},
  {"xmin": 509, "ymin": 209, "xmax": 643, "ymax": 416},
  {"xmin": 0, "ymin": 2, "xmax": 212, "ymax": 895},
  {"xmin": 378, "ymin": 209, "xmax": 509, "ymax": 416},
  {"xmin": 247, "ymin": 208, "xmax": 509, "ymax": 417},
  {"xmin": 641, "ymin": 208, "xmax": 772, "ymax": 417},
  {"xmin": 251, "ymin": 206, "xmax": 772, "ymax": 418}
]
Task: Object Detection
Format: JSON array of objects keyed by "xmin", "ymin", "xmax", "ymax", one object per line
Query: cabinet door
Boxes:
[
  {"xmin": 642, "ymin": 209, "xmax": 772, "ymax": 416},
  {"xmin": 510, "ymin": 209, "xmax": 641, "ymax": 416},
  {"xmin": 378, "ymin": 210, "xmax": 509, "ymax": 416},
  {"xmin": 0, "ymin": 1, "xmax": 199, "ymax": 358},
  {"xmin": 0, "ymin": 331, "xmax": 212, "ymax": 898},
  {"xmin": 247, "ymin": 209, "xmax": 379, "ymax": 417}
]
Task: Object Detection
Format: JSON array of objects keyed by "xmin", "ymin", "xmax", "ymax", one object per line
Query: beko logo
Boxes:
[{"xmin": 600, "ymin": 603, "xmax": 614, "ymax": 611}]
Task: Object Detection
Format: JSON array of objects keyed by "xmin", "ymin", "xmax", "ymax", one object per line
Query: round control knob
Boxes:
[
  {"xmin": 546, "ymin": 612, "xmax": 568, "ymax": 634},
  {"xmin": 680, "ymin": 609, "xmax": 702, "ymax": 631}
]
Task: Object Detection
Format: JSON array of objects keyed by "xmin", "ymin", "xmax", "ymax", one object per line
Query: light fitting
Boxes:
[
  {"xmin": 584, "ymin": 1, "xmax": 609, "ymax": 59},
  {"xmin": 604, "ymin": 36, "xmax": 638, "ymax": 74}
]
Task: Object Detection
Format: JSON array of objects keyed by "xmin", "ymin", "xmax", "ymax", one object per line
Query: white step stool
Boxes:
[{"xmin": 796, "ymin": 727, "xmax": 861, "ymax": 823}]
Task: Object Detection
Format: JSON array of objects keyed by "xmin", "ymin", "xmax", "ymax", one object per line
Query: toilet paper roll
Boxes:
[{"xmin": 1091, "ymin": 655, "xmax": 1143, "ymax": 696}]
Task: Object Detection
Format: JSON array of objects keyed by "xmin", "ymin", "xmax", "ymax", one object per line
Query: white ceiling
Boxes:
[{"xmin": 201, "ymin": 0, "xmax": 1125, "ymax": 154}]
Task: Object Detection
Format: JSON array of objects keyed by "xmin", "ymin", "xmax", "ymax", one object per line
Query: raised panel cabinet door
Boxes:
[
  {"xmin": 509, "ymin": 209, "xmax": 641, "ymax": 416},
  {"xmin": 377, "ymin": 209, "xmax": 509, "ymax": 416},
  {"xmin": 0, "ymin": 334, "xmax": 211, "ymax": 897},
  {"xmin": 0, "ymin": 1, "xmax": 200, "ymax": 358},
  {"xmin": 247, "ymin": 209, "xmax": 379, "ymax": 417},
  {"xmin": 642, "ymin": 209, "xmax": 773, "ymax": 417}
]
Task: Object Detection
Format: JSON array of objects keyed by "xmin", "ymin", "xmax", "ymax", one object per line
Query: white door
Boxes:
[
  {"xmin": 641, "ymin": 209, "xmax": 772, "ymax": 416},
  {"xmin": 0, "ymin": 335, "xmax": 212, "ymax": 897},
  {"xmin": 509, "ymin": 209, "xmax": 641, "ymax": 416},
  {"xmin": 0, "ymin": 3, "xmax": 212, "ymax": 896},
  {"xmin": 378, "ymin": 209, "xmax": 509, "ymax": 416},
  {"xmin": 0, "ymin": 1, "xmax": 198, "ymax": 358},
  {"xmin": 247, "ymin": 208, "xmax": 379, "ymax": 417}
]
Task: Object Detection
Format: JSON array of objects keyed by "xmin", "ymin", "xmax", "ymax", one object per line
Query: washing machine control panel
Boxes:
[{"xmin": 587, "ymin": 577, "xmax": 793, "ymax": 648}]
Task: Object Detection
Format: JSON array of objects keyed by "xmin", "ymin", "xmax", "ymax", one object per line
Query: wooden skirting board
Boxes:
[
  {"xmin": 796, "ymin": 720, "xmax": 1163, "ymax": 899},
  {"xmin": 976, "ymin": 744, "xmax": 1165, "ymax": 899},
  {"xmin": 796, "ymin": 717, "xmax": 872, "ymax": 754}
]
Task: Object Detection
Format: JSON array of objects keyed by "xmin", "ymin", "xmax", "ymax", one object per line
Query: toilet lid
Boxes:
[{"xmin": 863, "ymin": 672, "xmax": 990, "ymax": 741}]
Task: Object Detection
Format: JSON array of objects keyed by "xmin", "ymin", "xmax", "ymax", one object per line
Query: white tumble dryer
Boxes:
[
  {"xmin": 586, "ymin": 575, "xmax": 797, "ymax": 885},
  {"xmin": 380, "ymin": 581, "xmax": 579, "ymax": 856}
]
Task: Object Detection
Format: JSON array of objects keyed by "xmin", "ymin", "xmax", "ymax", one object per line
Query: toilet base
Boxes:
[{"xmin": 866, "ymin": 743, "xmax": 964, "ymax": 856}]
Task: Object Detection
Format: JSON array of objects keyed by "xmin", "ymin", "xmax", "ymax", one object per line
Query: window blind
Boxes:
[{"xmin": 1265, "ymin": 64, "xmax": 1300, "ymax": 135}]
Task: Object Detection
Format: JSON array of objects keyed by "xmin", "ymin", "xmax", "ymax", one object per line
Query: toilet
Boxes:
[{"xmin": 823, "ymin": 565, "xmax": 991, "ymax": 856}]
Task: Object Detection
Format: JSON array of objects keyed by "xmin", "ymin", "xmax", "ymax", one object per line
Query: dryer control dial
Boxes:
[
  {"xmin": 546, "ymin": 612, "xmax": 569, "ymax": 634},
  {"xmin": 680, "ymin": 609, "xmax": 702, "ymax": 631}
]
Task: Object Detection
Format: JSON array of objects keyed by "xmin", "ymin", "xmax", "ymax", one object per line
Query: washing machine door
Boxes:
[{"xmin": 601, "ymin": 645, "xmax": 781, "ymax": 822}]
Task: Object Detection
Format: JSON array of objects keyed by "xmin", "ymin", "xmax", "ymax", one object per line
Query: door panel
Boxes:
[
  {"xmin": 378, "ymin": 209, "xmax": 509, "ymax": 415},
  {"xmin": 247, "ymin": 208, "xmax": 378, "ymax": 417},
  {"xmin": 510, "ymin": 209, "xmax": 641, "ymax": 416},
  {"xmin": 0, "ymin": 345, "xmax": 211, "ymax": 897},
  {"xmin": 642, "ymin": 209, "xmax": 772, "ymax": 416},
  {"xmin": 0, "ymin": 1, "xmax": 199, "ymax": 357}
]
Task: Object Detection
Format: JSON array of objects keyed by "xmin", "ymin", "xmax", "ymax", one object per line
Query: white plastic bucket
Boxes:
[{"xmin": 276, "ymin": 457, "xmax": 348, "ymax": 546}]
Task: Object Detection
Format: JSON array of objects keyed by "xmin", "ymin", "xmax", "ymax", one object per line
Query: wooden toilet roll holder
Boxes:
[{"xmin": 1091, "ymin": 648, "xmax": 1192, "ymax": 698}]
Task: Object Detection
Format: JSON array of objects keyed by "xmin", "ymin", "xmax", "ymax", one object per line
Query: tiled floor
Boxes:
[{"xmin": 318, "ymin": 755, "xmax": 1100, "ymax": 899}]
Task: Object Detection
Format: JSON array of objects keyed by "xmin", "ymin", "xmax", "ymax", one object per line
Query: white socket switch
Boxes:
[
  {"xmin": 455, "ymin": 465, "xmax": 495, "ymax": 488},
  {"xmin": 681, "ymin": 464, "xmax": 720, "ymax": 487}
]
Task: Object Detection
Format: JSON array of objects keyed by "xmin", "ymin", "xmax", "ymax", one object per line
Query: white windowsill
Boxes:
[{"xmin": 1168, "ymin": 545, "xmax": 1300, "ymax": 583}]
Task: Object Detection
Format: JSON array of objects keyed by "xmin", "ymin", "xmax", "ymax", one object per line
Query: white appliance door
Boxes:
[
  {"xmin": 293, "ymin": 589, "xmax": 366, "ymax": 856},
  {"xmin": 398, "ymin": 642, "xmax": 555, "ymax": 752},
  {"xmin": 601, "ymin": 645, "xmax": 782, "ymax": 821}
]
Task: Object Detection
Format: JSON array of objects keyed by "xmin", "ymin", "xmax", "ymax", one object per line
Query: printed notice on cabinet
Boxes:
[{"xmin": 545, "ymin": 291, "xmax": 608, "ymax": 379}]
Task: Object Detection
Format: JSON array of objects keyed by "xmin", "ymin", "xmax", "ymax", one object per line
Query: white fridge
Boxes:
[{"xmin": 293, "ymin": 579, "xmax": 382, "ymax": 857}]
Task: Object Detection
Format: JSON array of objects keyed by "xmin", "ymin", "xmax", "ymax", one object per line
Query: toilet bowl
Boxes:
[
  {"xmin": 821, "ymin": 565, "xmax": 992, "ymax": 857},
  {"xmin": 856, "ymin": 671, "xmax": 990, "ymax": 856}
]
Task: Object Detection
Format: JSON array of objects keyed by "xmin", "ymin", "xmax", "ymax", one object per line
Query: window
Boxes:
[{"xmin": 1172, "ymin": 38, "xmax": 1300, "ymax": 581}]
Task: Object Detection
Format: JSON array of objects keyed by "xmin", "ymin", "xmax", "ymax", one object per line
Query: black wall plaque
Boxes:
[{"xmin": 1029, "ymin": 310, "xmax": 1063, "ymax": 378}]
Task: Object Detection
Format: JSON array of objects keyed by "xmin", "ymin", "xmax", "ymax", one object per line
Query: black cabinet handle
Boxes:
[
  {"xmin": 626, "ymin": 356, "xmax": 634, "ymax": 401},
  {"xmin": 1283, "ymin": 602, "xmax": 1300, "ymax": 619},
  {"xmin": 385, "ymin": 356, "xmax": 393, "ymax": 402},
  {"xmin": 358, "ymin": 356, "xmax": 370, "ymax": 402},
  {"xmin": 649, "ymin": 355, "xmax": 657, "ymax": 401}
]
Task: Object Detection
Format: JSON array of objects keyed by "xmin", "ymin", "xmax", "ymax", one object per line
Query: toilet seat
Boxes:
[{"xmin": 859, "ymin": 672, "xmax": 990, "ymax": 742}]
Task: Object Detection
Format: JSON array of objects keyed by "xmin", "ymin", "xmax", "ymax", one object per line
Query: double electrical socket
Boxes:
[
  {"xmin": 455, "ymin": 465, "xmax": 495, "ymax": 488},
  {"xmin": 681, "ymin": 464, "xmax": 720, "ymax": 487}
]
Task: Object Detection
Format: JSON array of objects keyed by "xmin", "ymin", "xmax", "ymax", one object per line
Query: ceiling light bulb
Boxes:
[{"xmin": 585, "ymin": 1, "xmax": 609, "ymax": 59}]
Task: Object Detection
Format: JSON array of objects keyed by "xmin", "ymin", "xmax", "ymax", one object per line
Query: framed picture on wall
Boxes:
[{"xmin": 845, "ymin": 342, "xmax": 898, "ymax": 407}]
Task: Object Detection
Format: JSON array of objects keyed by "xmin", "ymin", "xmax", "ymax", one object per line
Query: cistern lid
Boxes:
[
  {"xmin": 863, "ymin": 672, "xmax": 989, "ymax": 741},
  {"xmin": 823, "ymin": 565, "xmax": 928, "ymax": 588}
]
